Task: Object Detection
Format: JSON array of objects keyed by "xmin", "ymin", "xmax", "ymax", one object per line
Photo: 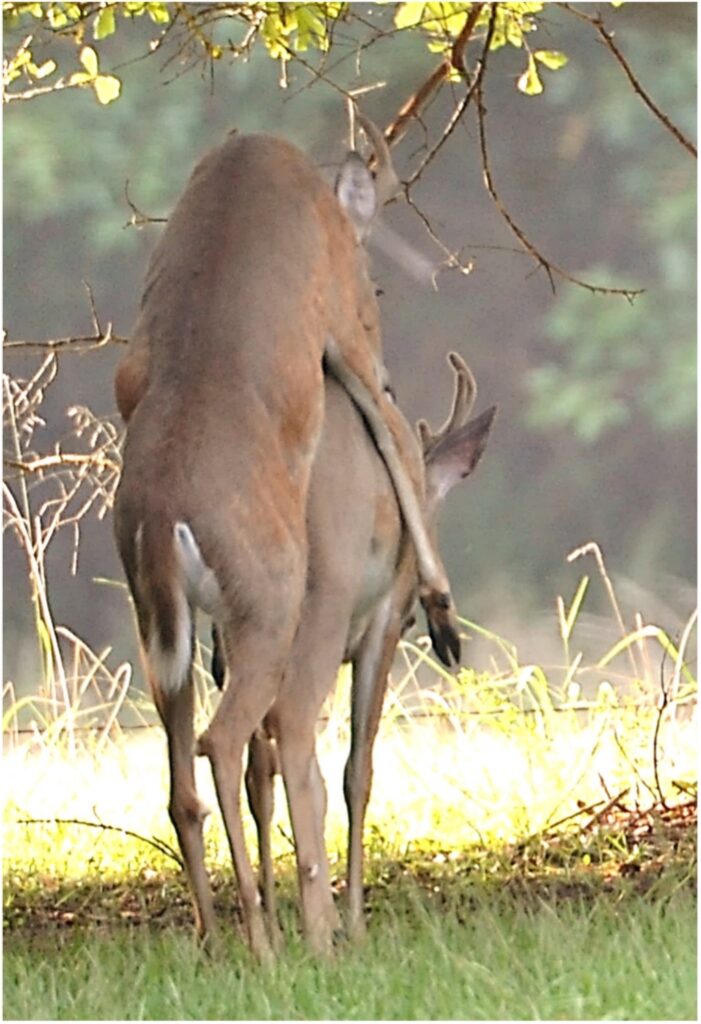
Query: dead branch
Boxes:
[
  {"xmin": 652, "ymin": 641, "xmax": 674, "ymax": 810},
  {"xmin": 16, "ymin": 816, "xmax": 183, "ymax": 869},
  {"xmin": 581, "ymin": 786, "xmax": 631, "ymax": 832},
  {"xmin": 3, "ymin": 331, "xmax": 127, "ymax": 352},
  {"xmin": 404, "ymin": 192, "xmax": 474, "ymax": 277},
  {"xmin": 82, "ymin": 280, "xmax": 102, "ymax": 337},
  {"xmin": 5, "ymin": 450, "xmax": 121, "ymax": 477}
]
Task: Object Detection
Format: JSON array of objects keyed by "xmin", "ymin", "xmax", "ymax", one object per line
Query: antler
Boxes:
[
  {"xmin": 354, "ymin": 110, "xmax": 400, "ymax": 205},
  {"xmin": 417, "ymin": 351, "xmax": 477, "ymax": 457}
]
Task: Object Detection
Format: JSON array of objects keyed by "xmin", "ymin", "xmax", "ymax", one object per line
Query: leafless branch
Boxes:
[
  {"xmin": 581, "ymin": 787, "xmax": 631, "ymax": 832},
  {"xmin": 5, "ymin": 450, "xmax": 121, "ymax": 477},
  {"xmin": 560, "ymin": 3, "xmax": 697, "ymax": 159},
  {"xmin": 404, "ymin": 192, "xmax": 474, "ymax": 278},
  {"xmin": 16, "ymin": 816, "xmax": 183, "ymax": 869},
  {"xmin": 652, "ymin": 640, "xmax": 675, "ymax": 810},
  {"xmin": 3, "ymin": 331, "xmax": 127, "ymax": 352},
  {"xmin": 475, "ymin": 81, "xmax": 644, "ymax": 300}
]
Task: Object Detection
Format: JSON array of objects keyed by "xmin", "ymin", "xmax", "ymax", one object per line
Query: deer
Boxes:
[
  {"xmin": 113, "ymin": 119, "xmax": 462, "ymax": 960},
  {"xmin": 222, "ymin": 352, "xmax": 496, "ymax": 947}
]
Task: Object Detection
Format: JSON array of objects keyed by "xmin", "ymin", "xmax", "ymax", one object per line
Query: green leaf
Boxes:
[
  {"xmin": 296, "ymin": 7, "xmax": 326, "ymax": 51},
  {"xmin": 517, "ymin": 54, "xmax": 543, "ymax": 95},
  {"xmin": 93, "ymin": 73, "xmax": 121, "ymax": 105},
  {"xmin": 505, "ymin": 14, "xmax": 524, "ymax": 48},
  {"xmin": 146, "ymin": 2, "xmax": 170, "ymax": 24},
  {"xmin": 47, "ymin": 6, "xmax": 68, "ymax": 28},
  {"xmin": 31, "ymin": 58, "xmax": 57, "ymax": 80},
  {"xmin": 534, "ymin": 49, "xmax": 568, "ymax": 71},
  {"xmin": 94, "ymin": 6, "xmax": 116, "ymax": 40},
  {"xmin": 79, "ymin": 46, "xmax": 99, "ymax": 78},
  {"xmin": 68, "ymin": 71, "xmax": 92, "ymax": 86},
  {"xmin": 395, "ymin": 2, "xmax": 426, "ymax": 30}
]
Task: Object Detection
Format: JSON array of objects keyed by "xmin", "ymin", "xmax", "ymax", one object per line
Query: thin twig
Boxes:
[
  {"xmin": 16, "ymin": 816, "xmax": 183, "ymax": 869},
  {"xmin": 652, "ymin": 639, "xmax": 673, "ymax": 810},
  {"xmin": 5, "ymin": 451, "xmax": 122, "ymax": 476},
  {"xmin": 581, "ymin": 786, "xmax": 631, "ymax": 832},
  {"xmin": 404, "ymin": 192, "xmax": 474, "ymax": 277},
  {"xmin": 82, "ymin": 280, "xmax": 102, "ymax": 337},
  {"xmin": 3, "ymin": 332, "xmax": 127, "ymax": 352},
  {"xmin": 123, "ymin": 179, "xmax": 167, "ymax": 229}
]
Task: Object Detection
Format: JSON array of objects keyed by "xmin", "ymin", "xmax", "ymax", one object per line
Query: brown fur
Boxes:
[{"xmin": 113, "ymin": 129, "xmax": 440, "ymax": 959}]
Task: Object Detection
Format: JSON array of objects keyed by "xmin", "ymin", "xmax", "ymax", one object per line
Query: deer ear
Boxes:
[
  {"xmin": 426, "ymin": 406, "xmax": 497, "ymax": 505},
  {"xmin": 335, "ymin": 152, "xmax": 377, "ymax": 239}
]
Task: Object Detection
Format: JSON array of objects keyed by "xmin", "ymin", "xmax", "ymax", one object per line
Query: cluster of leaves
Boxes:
[
  {"xmin": 3, "ymin": 1, "xmax": 580, "ymax": 106},
  {"xmin": 3, "ymin": 1, "xmax": 169, "ymax": 104},
  {"xmin": 259, "ymin": 1, "xmax": 346, "ymax": 60},
  {"xmin": 394, "ymin": 1, "xmax": 569, "ymax": 93}
]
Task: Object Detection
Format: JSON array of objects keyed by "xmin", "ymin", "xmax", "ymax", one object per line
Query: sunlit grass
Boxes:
[
  {"xmin": 3, "ymin": 563, "xmax": 697, "ymax": 1021},
  {"xmin": 3, "ymin": 678, "xmax": 696, "ymax": 884}
]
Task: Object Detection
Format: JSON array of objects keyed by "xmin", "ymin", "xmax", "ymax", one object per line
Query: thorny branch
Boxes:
[{"xmin": 560, "ymin": 3, "xmax": 697, "ymax": 159}]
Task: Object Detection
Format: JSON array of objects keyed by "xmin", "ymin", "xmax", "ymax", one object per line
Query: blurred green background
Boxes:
[{"xmin": 3, "ymin": 2, "xmax": 696, "ymax": 691}]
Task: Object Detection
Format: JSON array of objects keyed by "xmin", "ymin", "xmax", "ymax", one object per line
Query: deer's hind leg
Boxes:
[
  {"xmin": 344, "ymin": 601, "xmax": 401, "ymax": 940},
  {"xmin": 268, "ymin": 586, "xmax": 358, "ymax": 955},
  {"xmin": 245, "ymin": 725, "xmax": 283, "ymax": 951},
  {"xmin": 198, "ymin": 596, "xmax": 304, "ymax": 962},
  {"xmin": 148, "ymin": 668, "xmax": 216, "ymax": 943}
]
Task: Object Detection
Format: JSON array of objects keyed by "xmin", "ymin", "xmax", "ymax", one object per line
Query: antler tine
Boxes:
[
  {"xmin": 355, "ymin": 110, "xmax": 400, "ymax": 205},
  {"xmin": 417, "ymin": 352, "xmax": 477, "ymax": 455},
  {"xmin": 444, "ymin": 351, "xmax": 477, "ymax": 431}
]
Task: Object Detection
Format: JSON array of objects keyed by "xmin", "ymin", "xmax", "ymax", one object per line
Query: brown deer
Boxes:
[
  {"xmin": 113, "ymin": 121, "xmax": 459, "ymax": 959},
  {"xmin": 233, "ymin": 353, "xmax": 495, "ymax": 947}
]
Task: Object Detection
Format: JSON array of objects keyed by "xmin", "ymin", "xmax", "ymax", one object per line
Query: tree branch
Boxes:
[
  {"xmin": 560, "ymin": 3, "xmax": 696, "ymax": 159},
  {"xmin": 404, "ymin": 6, "xmax": 496, "ymax": 192},
  {"xmin": 386, "ymin": 1, "xmax": 486, "ymax": 148},
  {"xmin": 475, "ymin": 80, "xmax": 644, "ymax": 300}
]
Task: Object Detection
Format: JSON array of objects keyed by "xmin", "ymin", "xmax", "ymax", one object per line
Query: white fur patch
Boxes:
[
  {"xmin": 146, "ymin": 583, "xmax": 192, "ymax": 695},
  {"xmin": 173, "ymin": 521, "xmax": 222, "ymax": 615}
]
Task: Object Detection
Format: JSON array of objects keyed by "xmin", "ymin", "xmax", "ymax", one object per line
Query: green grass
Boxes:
[{"xmin": 4, "ymin": 888, "xmax": 696, "ymax": 1020}]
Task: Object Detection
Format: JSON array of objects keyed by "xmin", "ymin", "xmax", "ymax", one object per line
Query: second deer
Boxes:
[{"xmin": 229, "ymin": 352, "xmax": 495, "ymax": 948}]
